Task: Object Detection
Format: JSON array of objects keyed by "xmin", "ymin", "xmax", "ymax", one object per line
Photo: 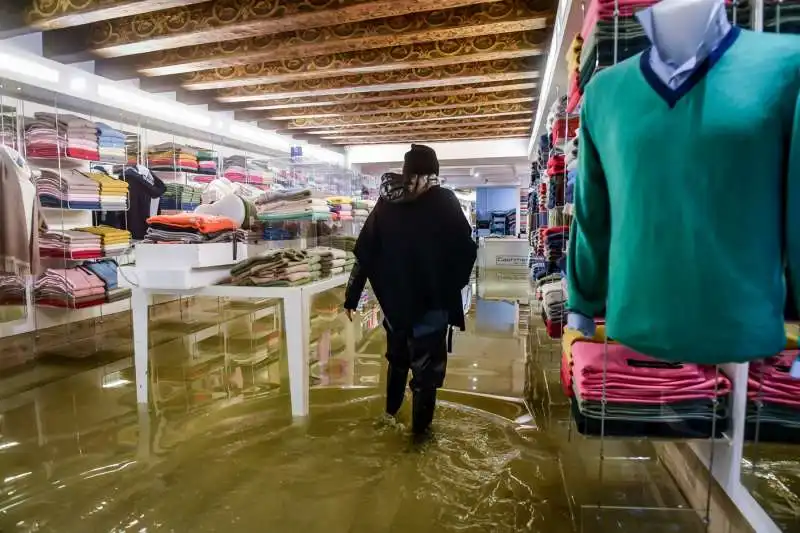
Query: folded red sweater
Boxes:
[
  {"xmin": 546, "ymin": 319, "xmax": 564, "ymax": 339},
  {"xmin": 551, "ymin": 117, "xmax": 581, "ymax": 145}
]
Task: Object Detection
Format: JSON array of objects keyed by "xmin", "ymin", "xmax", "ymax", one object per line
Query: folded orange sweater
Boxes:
[{"xmin": 146, "ymin": 213, "xmax": 237, "ymax": 234}]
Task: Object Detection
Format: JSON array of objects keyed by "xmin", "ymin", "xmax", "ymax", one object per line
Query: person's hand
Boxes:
[{"xmin": 345, "ymin": 309, "xmax": 353, "ymax": 321}]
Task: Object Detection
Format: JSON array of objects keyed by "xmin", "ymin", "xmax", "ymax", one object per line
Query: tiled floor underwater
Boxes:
[{"xmin": 0, "ymin": 271, "xmax": 721, "ymax": 532}]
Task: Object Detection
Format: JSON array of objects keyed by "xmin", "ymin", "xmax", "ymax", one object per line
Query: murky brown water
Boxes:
[{"xmin": 0, "ymin": 272, "xmax": 706, "ymax": 532}]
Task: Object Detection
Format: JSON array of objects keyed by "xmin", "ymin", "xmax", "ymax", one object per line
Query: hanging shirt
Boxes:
[
  {"xmin": 636, "ymin": 0, "xmax": 732, "ymax": 90},
  {"xmin": 567, "ymin": 29, "xmax": 800, "ymax": 364}
]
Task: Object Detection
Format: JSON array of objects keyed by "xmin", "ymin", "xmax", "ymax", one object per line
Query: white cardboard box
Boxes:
[
  {"xmin": 119, "ymin": 266, "xmax": 230, "ymax": 290},
  {"xmin": 478, "ymin": 237, "xmax": 529, "ymax": 270},
  {"xmin": 135, "ymin": 242, "xmax": 249, "ymax": 269}
]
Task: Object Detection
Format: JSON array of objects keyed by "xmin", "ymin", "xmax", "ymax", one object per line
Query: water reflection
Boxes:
[{"xmin": 0, "ymin": 273, "xmax": 702, "ymax": 532}]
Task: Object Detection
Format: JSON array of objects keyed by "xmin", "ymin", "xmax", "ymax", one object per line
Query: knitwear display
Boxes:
[
  {"xmin": 34, "ymin": 267, "xmax": 106, "ymax": 308},
  {"xmin": 34, "ymin": 169, "xmax": 101, "ymax": 210},
  {"xmin": 563, "ymin": 339, "xmax": 731, "ymax": 438},
  {"xmin": 27, "ymin": 112, "xmax": 99, "ymax": 161},
  {"xmin": 147, "ymin": 143, "xmax": 199, "ymax": 173},
  {"xmin": 160, "ymin": 183, "xmax": 202, "ymax": 212},
  {"xmin": 39, "ymin": 230, "xmax": 102, "ymax": 260},
  {"xmin": 228, "ymin": 249, "xmax": 314, "ymax": 286},
  {"xmin": 96, "ymin": 123, "xmax": 127, "ymax": 164},
  {"xmin": 143, "ymin": 213, "xmax": 243, "ymax": 244},
  {"xmin": 256, "ymin": 188, "xmax": 332, "ymax": 221},
  {"xmin": 74, "ymin": 226, "xmax": 132, "ymax": 255},
  {"xmin": 568, "ymin": 28, "xmax": 800, "ymax": 364},
  {"xmin": 78, "ymin": 170, "xmax": 129, "ymax": 211}
]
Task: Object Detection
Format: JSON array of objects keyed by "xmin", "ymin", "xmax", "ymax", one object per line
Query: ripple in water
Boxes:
[{"xmin": 0, "ymin": 393, "xmax": 571, "ymax": 533}]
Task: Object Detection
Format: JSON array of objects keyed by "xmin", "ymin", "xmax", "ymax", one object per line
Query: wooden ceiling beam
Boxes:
[
  {"xmin": 329, "ymin": 133, "xmax": 529, "ymax": 145},
  {"xmin": 211, "ymin": 81, "xmax": 537, "ymax": 112},
  {"xmin": 274, "ymin": 104, "xmax": 532, "ymax": 129},
  {"xmin": 277, "ymin": 118, "xmax": 533, "ymax": 136},
  {"xmin": 94, "ymin": 0, "xmax": 550, "ymax": 80},
  {"xmin": 213, "ymin": 58, "xmax": 538, "ymax": 103},
  {"xmin": 321, "ymin": 126, "xmax": 531, "ymax": 141},
  {"xmin": 43, "ymin": 0, "xmax": 504, "ymax": 63},
  {"xmin": 236, "ymin": 91, "xmax": 534, "ymax": 121},
  {"xmin": 0, "ymin": 0, "xmax": 205, "ymax": 37},
  {"xmin": 139, "ymin": 30, "xmax": 544, "ymax": 92}
]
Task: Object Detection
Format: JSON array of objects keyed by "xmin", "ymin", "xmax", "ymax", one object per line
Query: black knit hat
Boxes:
[{"xmin": 402, "ymin": 143, "xmax": 439, "ymax": 176}]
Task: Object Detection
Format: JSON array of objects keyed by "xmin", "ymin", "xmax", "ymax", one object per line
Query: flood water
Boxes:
[{"xmin": 0, "ymin": 271, "xmax": 705, "ymax": 532}]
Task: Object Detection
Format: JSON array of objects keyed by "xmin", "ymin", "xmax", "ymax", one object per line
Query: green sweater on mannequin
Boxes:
[{"xmin": 567, "ymin": 28, "xmax": 800, "ymax": 364}]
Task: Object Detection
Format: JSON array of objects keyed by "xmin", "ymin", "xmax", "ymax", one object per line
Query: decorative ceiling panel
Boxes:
[
  {"xmin": 283, "ymin": 117, "xmax": 533, "ymax": 136},
  {"xmin": 22, "ymin": 0, "xmax": 557, "ymax": 147},
  {"xmin": 320, "ymin": 125, "xmax": 531, "ymax": 140},
  {"xmin": 329, "ymin": 132, "xmax": 529, "ymax": 144},
  {"xmin": 0, "ymin": 0, "xmax": 206, "ymax": 35},
  {"xmin": 213, "ymin": 58, "xmax": 539, "ymax": 102},
  {"xmin": 213, "ymin": 81, "xmax": 536, "ymax": 112},
  {"xmin": 42, "ymin": 0, "xmax": 505, "ymax": 61},
  {"xmin": 236, "ymin": 90, "xmax": 534, "ymax": 121},
  {"xmin": 280, "ymin": 104, "xmax": 532, "ymax": 129},
  {"xmin": 153, "ymin": 30, "xmax": 545, "ymax": 92},
  {"xmin": 94, "ymin": 0, "xmax": 548, "ymax": 79}
]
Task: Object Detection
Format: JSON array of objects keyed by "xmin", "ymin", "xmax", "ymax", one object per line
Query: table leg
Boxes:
[
  {"xmin": 132, "ymin": 288, "xmax": 149, "ymax": 405},
  {"xmin": 284, "ymin": 291, "xmax": 310, "ymax": 417}
]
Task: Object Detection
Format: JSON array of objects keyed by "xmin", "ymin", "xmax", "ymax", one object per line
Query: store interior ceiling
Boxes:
[{"xmin": 0, "ymin": 0, "xmax": 555, "ymax": 150}]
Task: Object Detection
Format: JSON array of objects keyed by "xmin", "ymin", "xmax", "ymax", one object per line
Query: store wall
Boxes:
[{"xmin": 476, "ymin": 187, "xmax": 517, "ymax": 218}]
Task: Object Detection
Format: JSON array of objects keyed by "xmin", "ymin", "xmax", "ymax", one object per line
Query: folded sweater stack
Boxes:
[
  {"xmin": 82, "ymin": 259, "xmax": 130, "ymax": 303},
  {"xmin": 79, "ymin": 171, "xmax": 129, "ymax": 210},
  {"xmin": 563, "ymin": 338, "xmax": 731, "ymax": 438},
  {"xmin": 566, "ymin": 33, "xmax": 585, "ymax": 113},
  {"xmin": 35, "ymin": 169, "xmax": 101, "ymax": 210},
  {"xmin": 330, "ymin": 235, "xmax": 356, "ymax": 253},
  {"xmin": 96, "ymin": 123, "xmax": 127, "ymax": 163},
  {"xmin": 307, "ymin": 247, "xmax": 347, "ymax": 278},
  {"xmin": 74, "ymin": 226, "xmax": 132, "ymax": 255},
  {"xmin": 196, "ymin": 149, "xmax": 218, "ymax": 176},
  {"xmin": 35, "ymin": 267, "xmax": 106, "ymax": 308},
  {"xmin": 327, "ymin": 196, "xmax": 353, "ymax": 222},
  {"xmin": 32, "ymin": 112, "xmax": 99, "ymax": 161},
  {"xmin": 229, "ymin": 249, "xmax": 315, "ymax": 286},
  {"xmin": 160, "ymin": 183, "xmax": 202, "ymax": 212},
  {"xmin": 540, "ymin": 280, "xmax": 566, "ymax": 334},
  {"xmin": 256, "ymin": 189, "xmax": 331, "ymax": 221},
  {"xmin": 144, "ymin": 213, "xmax": 243, "ymax": 244},
  {"xmin": 352, "ymin": 199, "xmax": 375, "ymax": 218},
  {"xmin": 25, "ymin": 119, "xmax": 67, "ymax": 160},
  {"xmin": 0, "ymin": 275, "xmax": 26, "ymax": 305},
  {"xmin": 26, "ymin": 113, "xmax": 91, "ymax": 160},
  {"xmin": 223, "ymin": 155, "xmax": 271, "ymax": 184},
  {"xmin": 39, "ymin": 230, "xmax": 102, "ymax": 260},
  {"xmin": 147, "ymin": 143, "xmax": 199, "ymax": 173}
]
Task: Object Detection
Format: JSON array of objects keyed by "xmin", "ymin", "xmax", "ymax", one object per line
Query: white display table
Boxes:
[
  {"xmin": 477, "ymin": 237, "xmax": 529, "ymax": 270},
  {"xmin": 127, "ymin": 274, "xmax": 350, "ymax": 418}
]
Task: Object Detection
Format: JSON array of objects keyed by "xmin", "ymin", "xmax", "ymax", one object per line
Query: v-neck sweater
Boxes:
[{"xmin": 567, "ymin": 29, "xmax": 800, "ymax": 364}]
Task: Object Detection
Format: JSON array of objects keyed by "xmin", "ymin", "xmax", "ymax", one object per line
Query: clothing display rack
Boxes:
[
  {"xmin": 0, "ymin": 49, "xmax": 377, "ymax": 395},
  {"xmin": 490, "ymin": 209, "xmax": 516, "ymax": 235},
  {"xmin": 533, "ymin": 0, "xmax": 800, "ymax": 530}
]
